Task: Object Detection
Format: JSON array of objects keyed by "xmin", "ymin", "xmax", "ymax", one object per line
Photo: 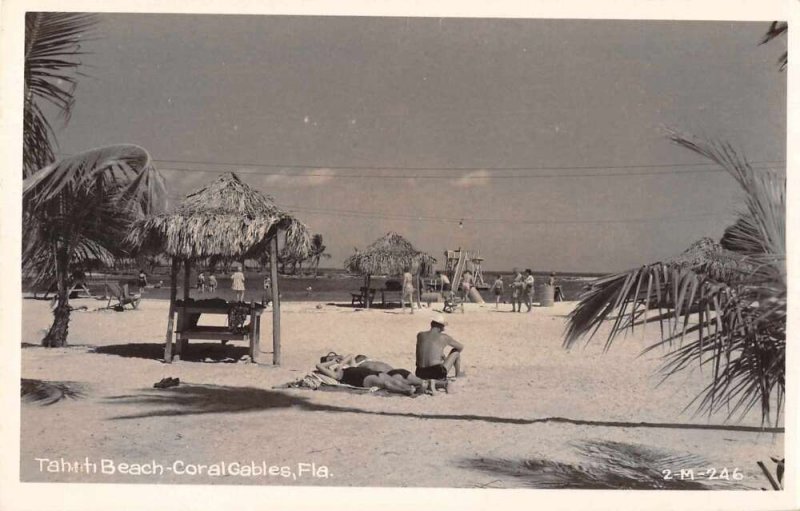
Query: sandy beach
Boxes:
[{"xmin": 20, "ymin": 297, "xmax": 782, "ymax": 489}]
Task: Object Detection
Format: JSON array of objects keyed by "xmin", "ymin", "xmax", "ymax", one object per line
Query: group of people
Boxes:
[
  {"xmin": 189, "ymin": 266, "xmax": 274, "ymax": 306},
  {"xmin": 487, "ymin": 269, "xmax": 560, "ymax": 311},
  {"xmin": 195, "ymin": 271, "xmax": 219, "ymax": 294},
  {"xmin": 310, "ymin": 312, "xmax": 465, "ymax": 396}
]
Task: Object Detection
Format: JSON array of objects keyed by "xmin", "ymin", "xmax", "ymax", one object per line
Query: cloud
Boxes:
[
  {"xmin": 259, "ymin": 167, "xmax": 336, "ymax": 187},
  {"xmin": 452, "ymin": 169, "xmax": 491, "ymax": 188}
]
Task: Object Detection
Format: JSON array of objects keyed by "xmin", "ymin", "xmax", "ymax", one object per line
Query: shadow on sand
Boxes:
[
  {"xmin": 92, "ymin": 342, "xmax": 250, "ymax": 362},
  {"xmin": 106, "ymin": 383, "xmax": 784, "ymax": 435},
  {"xmin": 461, "ymin": 439, "xmax": 740, "ymax": 490}
]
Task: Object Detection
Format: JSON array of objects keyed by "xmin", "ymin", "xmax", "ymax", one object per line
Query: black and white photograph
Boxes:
[{"xmin": 1, "ymin": 1, "xmax": 796, "ymax": 510}]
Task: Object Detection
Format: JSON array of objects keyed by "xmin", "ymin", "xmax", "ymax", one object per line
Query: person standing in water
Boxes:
[
  {"xmin": 197, "ymin": 271, "xmax": 206, "ymax": 294},
  {"xmin": 137, "ymin": 269, "xmax": 148, "ymax": 295}
]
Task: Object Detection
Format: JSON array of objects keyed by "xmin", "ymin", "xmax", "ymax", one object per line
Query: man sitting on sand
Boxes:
[{"xmin": 415, "ymin": 313, "xmax": 464, "ymax": 386}]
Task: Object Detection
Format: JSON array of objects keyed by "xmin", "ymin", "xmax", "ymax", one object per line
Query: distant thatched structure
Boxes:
[
  {"xmin": 345, "ymin": 232, "xmax": 435, "ymax": 308},
  {"xmin": 126, "ymin": 172, "xmax": 310, "ymax": 260},
  {"xmin": 125, "ymin": 172, "xmax": 310, "ymax": 365},
  {"xmin": 345, "ymin": 232, "xmax": 436, "ymax": 277}
]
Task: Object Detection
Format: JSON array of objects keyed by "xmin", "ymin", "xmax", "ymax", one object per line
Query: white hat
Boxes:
[{"xmin": 431, "ymin": 312, "xmax": 447, "ymax": 326}]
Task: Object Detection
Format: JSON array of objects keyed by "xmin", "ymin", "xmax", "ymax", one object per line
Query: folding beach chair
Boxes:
[{"xmin": 105, "ymin": 282, "xmax": 141, "ymax": 310}]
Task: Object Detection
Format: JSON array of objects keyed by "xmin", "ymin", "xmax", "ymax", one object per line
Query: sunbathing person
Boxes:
[
  {"xmin": 415, "ymin": 313, "xmax": 464, "ymax": 386},
  {"xmin": 316, "ymin": 352, "xmax": 392, "ymax": 373},
  {"xmin": 316, "ymin": 354, "xmax": 424, "ymax": 395}
]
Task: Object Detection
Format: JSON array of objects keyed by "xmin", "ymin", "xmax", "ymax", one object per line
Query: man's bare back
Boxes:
[
  {"xmin": 415, "ymin": 323, "xmax": 464, "ymax": 379},
  {"xmin": 417, "ymin": 329, "xmax": 455, "ymax": 368}
]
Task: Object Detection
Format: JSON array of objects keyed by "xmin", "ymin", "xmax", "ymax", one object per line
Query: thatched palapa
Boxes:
[
  {"xmin": 345, "ymin": 232, "xmax": 435, "ymax": 309},
  {"xmin": 345, "ymin": 232, "xmax": 436, "ymax": 277},
  {"xmin": 126, "ymin": 172, "xmax": 310, "ymax": 260},
  {"xmin": 125, "ymin": 172, "xmax": 310, "ymax": 366}
]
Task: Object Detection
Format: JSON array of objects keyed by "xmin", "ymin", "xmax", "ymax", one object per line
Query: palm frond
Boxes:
[
  {"xmin": 759, "ymin": 21, "xmax": 787, "ymax": 71},
  {"xmin": 23, "ymin": 13, "xmax": 98, "ymax": 176},
  {"xmin": 22, "ymin": 145, "xmax": 166, "ymax": 291},
  {"xmin": 564, "ymin": 133, "xmax": 785, "ymax": 425},
  {"xmin": 462, "ymin": 440, "xmax": 728, "ymax": 489},
  {"xmin": 21, "ymin": 378, "xmax": 86, "ymax": 405}
]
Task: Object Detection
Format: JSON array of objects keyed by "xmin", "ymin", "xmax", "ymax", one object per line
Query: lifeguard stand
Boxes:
[
  {"xmin": 470, "ymin": 255, "xmax": 488, "ymax": 290},
  {"xmin": 443, "ymin": 249, "xmax": 488, "ymax": 290}
]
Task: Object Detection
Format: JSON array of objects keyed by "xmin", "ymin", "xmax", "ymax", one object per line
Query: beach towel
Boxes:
[{"xmin": 275, "ymin": 372, "xmax": 379, "ymax": 392}]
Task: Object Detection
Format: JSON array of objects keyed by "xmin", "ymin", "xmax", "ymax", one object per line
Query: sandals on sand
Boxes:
[{"xmin": 153, "ymin": 377, "xmax": 180, "ymax": 389}]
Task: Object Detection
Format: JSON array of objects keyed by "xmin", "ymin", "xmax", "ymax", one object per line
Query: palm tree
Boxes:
[
  {"xmin": 24, "ymin": 13, "xmax": 99, "ymax": 177},
  {"xmin": 23, "ymin": 145, "xmax": 167, "ymax": 346},
  {"xmin": 564, "ymin": 131, "xmax": 785, "ymax": 426},
  {"xmin": 309, "ymin": 233, "xmax": 331, "ymax": 277}
]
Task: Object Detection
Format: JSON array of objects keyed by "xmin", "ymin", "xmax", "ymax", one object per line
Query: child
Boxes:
[
  {"xmin": 208, "ymin": 273, "xmax": 217, "ymax": 293},
  {"xmin": 489, "ymin": 274, "xmax": 504, "ymax": 309},
  {"xmin": 231, "ymin": 266, "xmax": 245, "ymax": 302},
  {"xmin": 197, "ymin": 271, "xmax": 206, "ymax": 293}
]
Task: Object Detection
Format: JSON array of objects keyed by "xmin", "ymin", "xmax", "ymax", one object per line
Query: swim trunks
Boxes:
[
  {"xmin": 415, "ymin": 364, "xmax": 448, "ymax": 380},
  {"xmin": 341, "ymin": 366, "xmax": 380, "ymax": 387},
  {"xmin": 386, "ymin": 368, "xmax": 411, "ymax": 378}
]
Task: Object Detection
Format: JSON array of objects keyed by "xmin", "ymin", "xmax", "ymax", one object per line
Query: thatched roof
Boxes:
[
  {"xmin": 344, "ymin": 232, "xmax": 436, "ymax": 277},
  {"xmin": 125, "ymin": 172, "xmax": 310, "ymax": 260}
]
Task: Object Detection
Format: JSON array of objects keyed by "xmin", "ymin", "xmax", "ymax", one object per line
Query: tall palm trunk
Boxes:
[{"xmin": 42, "ymin": 242, "xmax": 70, "ymax": 346}]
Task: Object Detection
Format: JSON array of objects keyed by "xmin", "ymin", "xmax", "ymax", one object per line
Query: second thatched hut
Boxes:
[{"xmin": 344, "ymin": 232, "xmax": 436, "ymax": 308}]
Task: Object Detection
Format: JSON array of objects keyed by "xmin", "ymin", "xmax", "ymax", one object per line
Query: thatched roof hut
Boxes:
[
  {"xmin": 126, "ymin": 172, "xmax": 310, "ymax": 260},
  {"xmin": 345, "ymin": 232, "xmax": 436, "ymax": 309},
  {"xmin": 344, "ymin": 232, "xmax": 436, "ymax": 277},
  {"xmin": 125, "ymin": 172, "xmax": 310, "ymax": 365}
]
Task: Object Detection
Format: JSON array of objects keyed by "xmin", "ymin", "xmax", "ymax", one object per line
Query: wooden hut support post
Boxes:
[
  {"xmin": 365, "ymin": 274, "xmax": 371, "ymax": 309},
  {"xmin": 270, "ymin": 235, "xmax": 281, "ymax": 365},
  {"xmin": 163, "ymin": 258, "xmax": 180, "ymax": 363},
  {"xmin": 176, "ymin": 260, "xmax": 191, "ymax": 359}
]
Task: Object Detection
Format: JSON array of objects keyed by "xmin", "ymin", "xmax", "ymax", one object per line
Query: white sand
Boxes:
[{"xmin": 20, "ymin": 297, "xmax": 782, "ymax": 488}]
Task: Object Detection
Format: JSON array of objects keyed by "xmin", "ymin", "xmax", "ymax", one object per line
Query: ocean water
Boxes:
[{"xmin": 33, "ymin": 269, "xmax": 602, "ymax": 304}]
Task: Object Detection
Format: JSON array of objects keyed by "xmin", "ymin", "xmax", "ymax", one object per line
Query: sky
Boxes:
[{"xmin": 52, "ymin": 15, "xmax": 786, "ymax": 273}]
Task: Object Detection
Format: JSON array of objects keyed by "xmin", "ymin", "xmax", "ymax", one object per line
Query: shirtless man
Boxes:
[{"xmin": 415, "ymin": 313, "xmax": 464, "ymax": 388}]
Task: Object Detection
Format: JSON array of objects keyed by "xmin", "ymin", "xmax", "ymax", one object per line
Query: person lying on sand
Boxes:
[
  {"xmin": 316, "ymin": 352, "xmax": 394, "ymax": 373},
  {"xmin": 316, "ymin": 353, "xmax": 425, "ymax": 396},
  {"xmin": 416, "ymin": 312, "xmax": 465, "ymax": 389}
]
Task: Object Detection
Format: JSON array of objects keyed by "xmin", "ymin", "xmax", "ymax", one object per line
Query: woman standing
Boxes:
[
  {"xmin": 231, "ymin": 265, "xmax": 246, "ymax": 302},
  {"xmin": 401, "ymin": 267, "xmax": 415, "ymax": 314}
]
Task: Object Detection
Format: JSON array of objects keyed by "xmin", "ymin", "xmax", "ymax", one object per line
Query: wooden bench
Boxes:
[{"xmin": 171, "ymin": 302, "xmax": 263, "ymax": 362}]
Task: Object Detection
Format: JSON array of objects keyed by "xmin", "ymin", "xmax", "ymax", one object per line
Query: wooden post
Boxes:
[
  {"xmin": 416, "ymin": 273, "xmax": 422, "ymax": 309},
  {"xmin": 176, "ymin": 260, "xmax": 191, "ymax": 359},
  {"xmin": 270, "ymin": 236, "xmax": 281, "ymax": 365},
  {"xmin": 365, "ymin": 274, "xmax": 371, "ymax": 309},
  {"xmin": 163, "ymin": 258, "xmax": 180, "ymax": 363},
  {"xmin": 249, "ymin": 301, "xmax": 258, "ymax": 362}
]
